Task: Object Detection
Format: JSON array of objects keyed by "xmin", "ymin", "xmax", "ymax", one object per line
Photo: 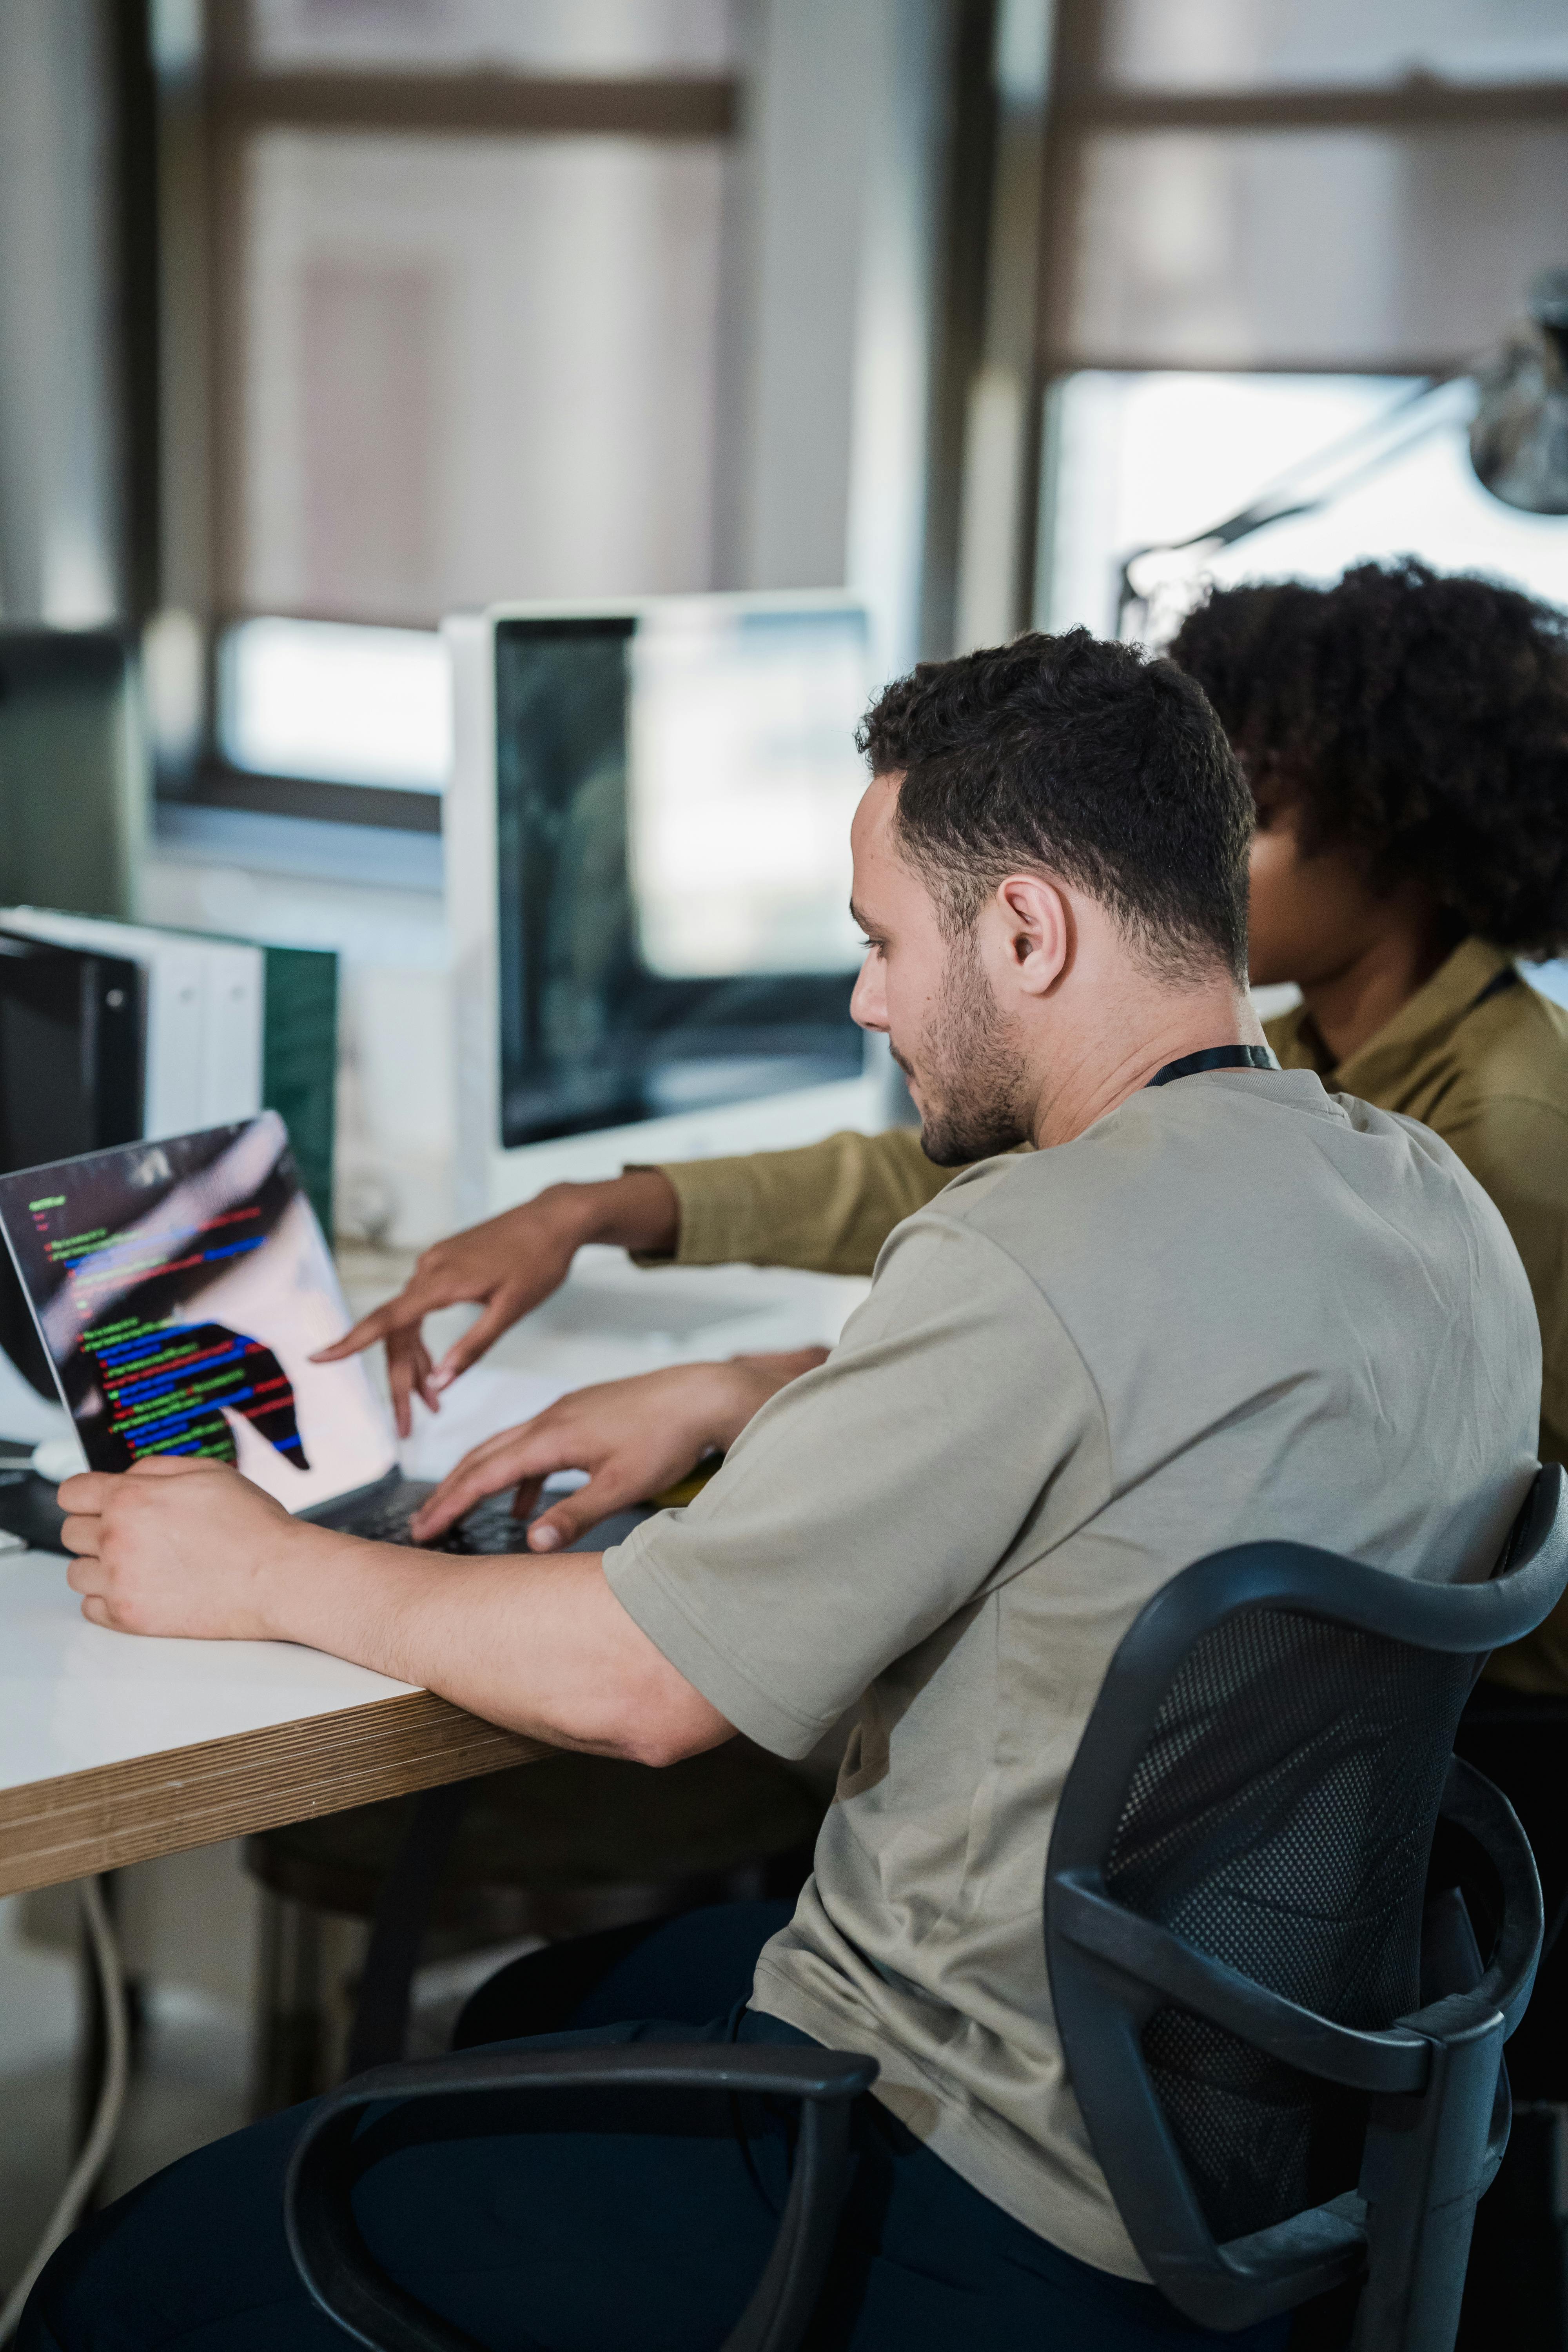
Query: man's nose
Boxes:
[{"xmin": 850, "ymin": 953, "xmax": 887, "ymax": 1032}]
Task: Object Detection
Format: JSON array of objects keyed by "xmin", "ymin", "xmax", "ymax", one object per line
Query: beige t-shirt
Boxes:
[{"xmin": 606, "ymin": 1065, "xmax": 1541, "ymax": 2280}]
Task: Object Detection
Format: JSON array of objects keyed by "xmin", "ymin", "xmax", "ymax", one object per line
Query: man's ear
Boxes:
[{"xmin": 992, "ymin": 873, "xmax": 1070, "ymax": 997}]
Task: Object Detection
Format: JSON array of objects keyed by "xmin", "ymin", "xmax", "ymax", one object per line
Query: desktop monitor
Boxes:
[{"xmin": 445, "ymin": 594, "xmax": 886, "ymax": 1222}]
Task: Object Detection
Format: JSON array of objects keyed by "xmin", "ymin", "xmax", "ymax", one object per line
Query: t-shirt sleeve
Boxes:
[
  {"xmin": 603, "ymin": 1208, "xmax": 1108, "ymax": 1757},
  {"xmin": 638, "ymin": 1127, "xmax": 958, "ymax": 1275}
]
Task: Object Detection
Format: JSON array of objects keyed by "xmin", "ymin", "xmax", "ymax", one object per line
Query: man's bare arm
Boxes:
[
  {"xmin": 285, "ymin": 1538, "xmax": 731, "ymax": 1766},
  {"xmin": 57, "ymin": 1458, "xmax": 731, "ymax": 1767}
]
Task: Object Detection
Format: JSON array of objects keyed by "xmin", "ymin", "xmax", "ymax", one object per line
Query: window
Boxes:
[
  {"xmin": 1095, "ymin": 0, "xmax": 1568, "ymax": 94},
  {"xmin": 152, "ymin": 0, "xmax": 739, "ymax": 831},
  {"xmin": 939, "ymin": 0, "xmax": 1568, "ymax": 648},
  {"xmin": 1042, "ymin": 372, "xmax": 1568, "ymax": 640},
  {"xmin": 1023, "ymin": 0, "xmax": 1568, "ymax": 629},
  {"xmin": 232, "ymin": 131, "xmax": 726, "ymax": 625},
  {"xmin": 218, "ymin": 616, "xmax": 450, "ymax": 790}
]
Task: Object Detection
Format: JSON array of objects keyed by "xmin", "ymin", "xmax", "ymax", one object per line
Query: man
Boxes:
[
  {"xmin": 29, "ymin": 630, "xmax": 1539, "ymax": 2352},
  {"xmin": 328, "ymin": 568, "xmax": 1568, "ymax": 1588}
]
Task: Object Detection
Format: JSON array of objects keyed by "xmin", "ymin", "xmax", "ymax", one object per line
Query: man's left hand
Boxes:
[
  {"xmin": 56, "ymin": 1453, "xmax": 732, "ymax": 1765},
  {"xmin": 58, "ymin": 1456, "xmax": 306, "ymax": 1641}
]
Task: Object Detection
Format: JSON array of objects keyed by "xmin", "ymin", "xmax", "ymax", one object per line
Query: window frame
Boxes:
[
  {"xmin": 1037, "ymin": 0, "xmax": 1568, "ymax": 379},
  {"xmin": 1000, "ymin": 0, "xmax": 1568, "ymax": 633},
  {"xmin": 153, "ymin": 0, "xmax": 742, "ymax": 833}
]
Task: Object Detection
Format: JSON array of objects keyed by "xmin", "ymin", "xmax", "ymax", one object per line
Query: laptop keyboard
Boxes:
[{"xmin": 352, "ymin": 1489, "xmax": 530, "ymax": 1556}]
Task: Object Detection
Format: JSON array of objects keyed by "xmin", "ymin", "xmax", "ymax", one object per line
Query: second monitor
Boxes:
[{"xmin": 446, "ymin": 593, "xmax": 884, "ymax": 1223}]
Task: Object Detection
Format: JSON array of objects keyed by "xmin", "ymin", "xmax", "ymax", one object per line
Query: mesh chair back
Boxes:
[
  {"xmin": 1104, "ymin": 1606, "xmax": 1477, "ymax": 2238},
  {"xmin": 1047, "ymin": 1469, "xmax": 1568, "ymax": 2339}
]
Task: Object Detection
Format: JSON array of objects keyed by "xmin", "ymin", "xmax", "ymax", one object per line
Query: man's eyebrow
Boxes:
[{"xmin": 849, "ymin": 899, "xmax": 877, "ymax": 932}]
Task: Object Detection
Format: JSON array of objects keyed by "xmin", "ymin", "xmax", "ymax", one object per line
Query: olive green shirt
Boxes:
[
  {"xmin": 657, "ymin": 1120, "xmax": 952, "ymax": 1277},
  {"xmin": 659, "ymin": 937, "xmax": 1568, "ymax": 1686}
]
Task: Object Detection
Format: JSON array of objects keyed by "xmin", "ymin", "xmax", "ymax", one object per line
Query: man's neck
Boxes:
[
  {"xmin": 1029, "ymin": 971, "xmax": 1267, "ymax": 1149},
  {"xmin": 1297, "ymin": 922, "xmax": 1450, "ymax": 1069}
]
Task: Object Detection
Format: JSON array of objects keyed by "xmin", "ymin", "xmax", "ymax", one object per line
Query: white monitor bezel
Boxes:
[{"xmin": 443, "ymin": 593, "xmax": 886, "ymax": 1227}]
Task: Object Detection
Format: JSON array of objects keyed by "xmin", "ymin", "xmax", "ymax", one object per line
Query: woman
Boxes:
[{"xmin": 1171, "ymin": 558, "xmax": 1568, "ymax": 1690}]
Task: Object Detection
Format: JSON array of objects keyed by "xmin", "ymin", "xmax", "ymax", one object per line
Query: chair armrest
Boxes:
[{"xmin": 284, "ymin": 2040, "xmax": 879, "ymax": 2352}]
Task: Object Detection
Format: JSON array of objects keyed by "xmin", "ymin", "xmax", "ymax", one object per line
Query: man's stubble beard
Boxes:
[{"xmin": 895, "ymin": 930, "xmax": 1034, "ymax": 1168}]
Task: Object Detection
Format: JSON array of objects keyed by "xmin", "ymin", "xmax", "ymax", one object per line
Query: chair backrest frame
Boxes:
[{"xmin": 1044, "ymin": 1465, "xmax": 1566, "ymax": 2339}]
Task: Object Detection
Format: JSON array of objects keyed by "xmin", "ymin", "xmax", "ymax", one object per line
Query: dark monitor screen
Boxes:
[
  {"xmin": 493, "ymin": 606, "xmax": 870, "ymax": 1149},
  {"xmin": 0, "ymin": 933, "xmax": 143, "ymax": 1399},
  {"xmin": 0, "ymin": 934, "xmax": 142, "ymax": 1169}
]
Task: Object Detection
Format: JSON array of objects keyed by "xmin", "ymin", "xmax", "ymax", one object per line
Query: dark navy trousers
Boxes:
[{"xmin": 20, "ymin": 1901, "xmax": 1290, "ymax": 2352}]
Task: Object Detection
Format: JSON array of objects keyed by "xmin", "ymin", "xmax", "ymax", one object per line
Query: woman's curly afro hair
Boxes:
[{"xmin": 1167, "ymin": 558, "xmax": 1568, "ymax": 956}]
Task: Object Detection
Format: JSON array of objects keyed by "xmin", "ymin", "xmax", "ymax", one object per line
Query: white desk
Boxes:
[
  {"xmin": 0, "ymin": 1253, "xmax": 869, "ymax": 1899},
  {"xmin": 0, "ymin": 1551, "xmax": 539, "ymax": 1897}
]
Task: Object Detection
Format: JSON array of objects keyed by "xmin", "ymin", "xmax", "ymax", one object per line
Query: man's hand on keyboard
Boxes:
[{"xmin": 407, "ymin": 1347, "xmax": 829, "ymax": 1552}]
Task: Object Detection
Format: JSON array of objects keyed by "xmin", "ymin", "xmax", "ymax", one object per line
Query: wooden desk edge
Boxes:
[{"xmin": 0, "ymin": 1691, "xmax": 550, "ymax": 1895}]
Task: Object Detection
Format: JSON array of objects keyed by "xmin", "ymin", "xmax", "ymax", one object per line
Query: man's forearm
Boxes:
[{"xmin": 264, "ymin": 1525, "xmax": 728, "ymax": 1765}]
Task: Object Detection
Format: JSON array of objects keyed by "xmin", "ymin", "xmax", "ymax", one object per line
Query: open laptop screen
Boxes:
[{"xmin": 0, "ymin": 1112, "xmax": 395, "ymax": 1513}]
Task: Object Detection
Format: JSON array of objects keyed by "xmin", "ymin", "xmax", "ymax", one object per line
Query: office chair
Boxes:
[
  {"xmin": 283, "ymin": 1468, "xmax": 1567, "ymax": 2352},
  {"xmin": 1047, "ymin": 1464, "xmax": 1568, "ymax": 2351}
]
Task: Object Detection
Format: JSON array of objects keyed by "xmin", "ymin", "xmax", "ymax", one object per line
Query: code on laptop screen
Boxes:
[{"xmin": 0, "ymin": 1113, "xmax": 395, "ymax": 1512}]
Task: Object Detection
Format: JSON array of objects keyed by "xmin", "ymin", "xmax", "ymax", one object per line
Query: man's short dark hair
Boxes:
[
  {"xmin": 856, "ymin": 629, "xmax": 1252, "ymax": 982},
  {"xmin": 1169, "ymin": 559, "xmax": 1568, "ymax": 958}
]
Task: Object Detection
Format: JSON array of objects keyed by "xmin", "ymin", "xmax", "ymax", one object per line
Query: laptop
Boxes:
[{"xmin": 0, "ymin": 1112, "xmax": 617, "ymax": 1554}]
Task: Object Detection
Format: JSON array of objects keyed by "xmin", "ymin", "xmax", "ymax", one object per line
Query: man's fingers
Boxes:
[
  {"xmin": 407, "ymin": 1424, "xmax": 575, "ymax": 1540},
  {"xmin": 125, "ymin": 1453, "xmax": 223, "ymax": 1480},
  {"xmin": 508, "ymin": 1473, "xmax": 546, "ymax": 1523},
  {"xmin": 407, "ymin": 1455, "xmax": 530, "ymax": 1539},
  {"xmin": 60, "ymin": 1516, "xmax": 103, "ymax": 1559},
  {"xmin": 527, "ymin": 1466, "xmax": 641, "ymax": 1553},
  {"xmin": 57, "ymin": 1471, "xmax": 118, "ymax": 1512}
]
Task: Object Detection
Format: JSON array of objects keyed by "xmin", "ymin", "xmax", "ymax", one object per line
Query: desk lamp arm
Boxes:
[{"xmin": 1113, "ymin": 372, "xmax": 1460, "ymax": 639}]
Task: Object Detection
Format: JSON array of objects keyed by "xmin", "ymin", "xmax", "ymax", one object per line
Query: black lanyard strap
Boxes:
[{"xmin": 1146, "ymin": 1044, "xmax": 1279, "ymax": 1089}]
